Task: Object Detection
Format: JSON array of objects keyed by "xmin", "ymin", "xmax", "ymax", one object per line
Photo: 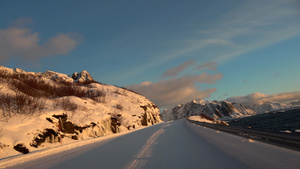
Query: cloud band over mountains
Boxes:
[
  {"xmin": 127, "ymin": 61, "xmax": 222, "ymax": 107},
  {"xmin": 226, "ymin": 92, "xmax": 300, "ymax": 106}
]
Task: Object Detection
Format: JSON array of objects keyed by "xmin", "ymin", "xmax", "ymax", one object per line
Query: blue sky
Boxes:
[{"xmin": 0, "ymin": 0, "xmax": 300, "ymax": 108}]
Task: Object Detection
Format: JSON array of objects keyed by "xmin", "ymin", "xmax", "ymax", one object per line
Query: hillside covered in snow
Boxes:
[
  {"xmin": 161, "ymin": 99, "xmax": 255, "ymax": 121},
  {"xmin": 161, "ymin": 98, "xmax": 299, "ymax": 122},
  {"xmin": 226, "ymin": 92, "xmax": 299, "ymax": 114},
  {"xmin": 0, "ymin": 66, "xmax": 162, "ymax": 157}
]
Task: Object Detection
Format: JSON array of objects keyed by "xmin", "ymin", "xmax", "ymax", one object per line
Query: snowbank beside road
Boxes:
[
  {"xmin": 0, "ymin": 125, "xmax": 149, "ymax": 168},
  {"xmin": 4, "ymin": 119, "xmax": 300, "ymax": 169}
]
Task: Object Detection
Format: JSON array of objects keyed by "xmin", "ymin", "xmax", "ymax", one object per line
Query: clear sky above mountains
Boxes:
[{"xmin": 0, "ymin": 0, "xmax": 299, "ymax": 108}]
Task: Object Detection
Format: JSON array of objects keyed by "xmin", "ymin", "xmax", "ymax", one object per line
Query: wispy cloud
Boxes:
[
  {"xmin": 274, "ymin": 73, "xmax": 280, "ymax": 77},
  {"xmin": 161, "ymin": 60, "xmax": 194, "ymax": 78},
  {"xmin": 116, "ymin": 1, "xmax": 300, "ymax": 105},
  {"xmin": 10, "ymin": 17, "xmax": 33, "ymax": 27},
  {"xmin": 126, "ymin": 72, "xmax": 222, "ymax": 107},
  {"xmin": 195, "ymin": 0, "xmax": 300, "ymax": 63},
  {"xmin": 0, "ymin": 18, "xmax": 82, "ymax": 64},
  {"xmin": 196, "ymin": 61, "xmax": 217, "ymax": 71},
  {"xmin": 115, "ymin": 0, "xmax": 300, "ymax": 81},
  {"xmin": 226, "ymin": 91, "xmax": 300, "ymax": 106}
]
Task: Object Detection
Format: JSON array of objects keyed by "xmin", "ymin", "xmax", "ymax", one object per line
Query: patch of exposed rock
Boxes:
[{"xmin": 72, "ymin": 70, "xmax": 94, "ymax": 83}]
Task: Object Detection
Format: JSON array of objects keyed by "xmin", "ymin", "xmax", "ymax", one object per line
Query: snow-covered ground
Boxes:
[
  {"xmin": 2, "ymin": 119, "xmax": 300, "ymax": 169},
  {"xmin": 0, "ymin": 125, "xmax": 149, "ymax": 168},
  {"xmin": 0, "ymin": 66, "xmax": 161, "ymax": 157}
]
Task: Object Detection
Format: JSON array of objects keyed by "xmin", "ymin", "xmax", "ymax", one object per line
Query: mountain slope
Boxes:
[
  {"xmin": 0, "ymin": 66, "xmax": 161, "ymax": 157},
  {"xmin": 162, "ymin": 97, "xmax": 299, "ymax": 122},
  {"xmin": 251, "ymin": 101, "xmax": 293, "ymax": 114},
  {"xmin": 226, "ymin": 92, "xmax": 299, "ymax": 114},
  {"xmin": 161, "ymin": 99, "xmax": 255, "ymax": 121}
]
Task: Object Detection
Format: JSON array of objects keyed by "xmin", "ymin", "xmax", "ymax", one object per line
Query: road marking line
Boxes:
[{"xmin": 124, "ymin": 125, "xmax": 167, "ymax": 169}]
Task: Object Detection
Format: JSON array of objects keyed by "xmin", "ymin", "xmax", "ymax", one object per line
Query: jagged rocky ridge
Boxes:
[
  {"xmin": 161, "ymin": 98, "xmax": 299, "ymax": 122},
  {"xmin": 0, "ymin": 66, "xmax": 162, "ymax": 155},
  {"xmin": 161, "ymin": 99, "xmax": 256, "ymax": 121}
]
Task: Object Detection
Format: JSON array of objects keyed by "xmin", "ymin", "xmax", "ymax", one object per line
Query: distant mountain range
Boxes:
[
  {"xmin": 250, "ymin": 101, "xmax": 294, "ymax": 114},
  {"xmin": 0, "ymin": 66, "xmax": 161, "ymax": 156},
  {"xmin": 161, "ymin": 99, "xmax": 299, "ymax": 121}
]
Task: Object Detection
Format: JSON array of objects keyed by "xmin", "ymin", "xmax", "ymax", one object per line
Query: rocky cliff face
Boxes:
[{"xmin": 161, "ymin": 99, "xmax": 255, "ymax": 121}]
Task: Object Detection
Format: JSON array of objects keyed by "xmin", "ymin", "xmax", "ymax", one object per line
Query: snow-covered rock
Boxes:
[
  {"xmin": 226, "ymin": 92, "xmax": 300, "ymax": 113},
  {"xmin": 161, "ymin": 99, "xmax": 255, "ymax": 121},
  {"xmin": 0, "ymin": 66, "xmax": 162, "ymax": 157},
  {"xmin": 72, "ymin": 70, "xmax": 94, "ymax": 83},
  {"xmin": 40, "ymin": 70, "xmax": 74, "ymax": 83},
  {"xmin": 162, "ymin": 91, "xmax": 300, "ymax": 122}
]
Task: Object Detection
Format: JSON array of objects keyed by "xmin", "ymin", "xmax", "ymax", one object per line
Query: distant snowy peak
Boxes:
[
  {"xmin": 251, "ymin": 101, "xmax": 291, "ymax": 114},
  {"xmin": 161, "ymin": 99, "xmax": 255, "ymax": 121},
  {"xmin": 226, "ymin": 92, "xmax": 268, "ymax": 106},
  {"xmin": 192, "ymin": 99, "xmax": 208, "ymax": 105},
  {"xmin": 225, "ymin": 92, "xmax": 300, "ymax": 114},
  {"xmin": 162, "ymin": 98, "xmax": 298, "ymax": 122}
]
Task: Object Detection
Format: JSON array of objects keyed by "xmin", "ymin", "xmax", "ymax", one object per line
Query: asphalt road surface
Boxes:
[{"xmin": 8, "ymin": 119, "xmax": 300, "ymax": 169}]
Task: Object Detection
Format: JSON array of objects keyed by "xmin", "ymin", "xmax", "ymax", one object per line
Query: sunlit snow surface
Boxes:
[
  {"xmin": 0, "ymin": 66, "xmax": 161, "ymax": 159},
  {"xmin": 2, "ymin": 119, "xmax": 300, "ymax": 169}
]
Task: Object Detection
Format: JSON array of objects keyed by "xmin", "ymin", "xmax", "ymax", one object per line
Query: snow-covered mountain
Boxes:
[
  {"xmin": 161, "ymin": 99, "xmax": 255, "ymax": 121},
  {"xmin": 250, "ymin": 101, "xmax": 293, "ymax": 114},
  {"xmin": 0, "ymin": 66, "xmax": 162, "ymax": 156},
  {"xmin": 226, "ymin": 92, "xmax": 300, "ymax": 114},
  {"xmin": 162, "ymin": 97, "xmax": 299, "ymax": 122}
]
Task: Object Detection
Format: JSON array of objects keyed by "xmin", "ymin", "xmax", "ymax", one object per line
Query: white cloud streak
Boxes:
[
  {"xmin": 161, "ymin": 60, "xmax": 195, "ymax": 78},
  {"xmin": 0, "ymin": 26, "xmax": 81, "ymax": 64},
  {"xmin": 196, "ymin": 61, "xmax": 217, "ymax": 71},
  {"xmin": 119, "ymin": 0, "xmax": 300, "ymax": 79},
  {"xmin": 196, "ymin": 0, "xmax": 300, "ymax": 63}
]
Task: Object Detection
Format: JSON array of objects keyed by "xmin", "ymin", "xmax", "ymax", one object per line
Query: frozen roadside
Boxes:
[{"xmin": 0, "ymin": 125, "xmax": 151, "ymax": 169}]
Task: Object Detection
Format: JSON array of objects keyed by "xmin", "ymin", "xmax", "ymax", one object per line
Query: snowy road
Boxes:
[{"xmin": 7, "ymin": 119, "xmax": 300, "ymax": 169}]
